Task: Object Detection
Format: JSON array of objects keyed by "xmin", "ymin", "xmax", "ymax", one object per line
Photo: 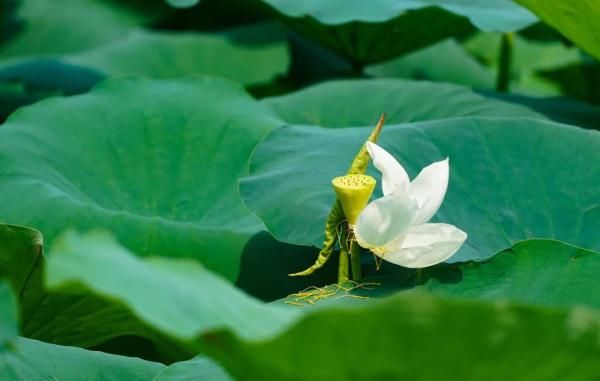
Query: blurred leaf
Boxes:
[
  {"xmin": 0, "ymin": 282, "xmax": 18, "ymax": 345},
  {"xmin": 0, "ymin": 59, "xmax": 104, "ymax": 94},
  {"xmin": 0, "ymin": 23, "xmax": 289, "ymax": 121},
  {"xmin": 479, "ymin": 90, "xmax": 600, "ymax": 130},
  {"xmin": 45, "ymin": 230, "xmax": 600, "ymax": 381},
  {"xmin": 240, "ymin": 118, "xmax": 600, "ymax": 263},
  {"xmin": 0, "ymin": 77, "xmax": 282, "ymax": 281},
  {"xmin": 366, "ymin": 39, "xmax": 496, "ymax": 88},
  {"xmin": 514, "ymin": 0, "xmax": 600, "ymax": 60},
  {"xmin": 165, "ymin": 0, "xmax": 200, "ymax": 7},
  {"xmin": 465, "ymin": 32, "xmax": 583, "ymax": 72},
  {"xmin": 540, "ymin": 62, "xmax": 600, "ymax": 105},
  {"xmin": 153, "ymin": 356, "xmax": 232, "ymax": 381},
  {"xmin": 0, "ymin": 0, "xmax": 23, "ymax": 45},
  {"xmin": 464, "ymin": 32, "xmax": 587, "ymax": 96},
  {"xmin": 419, "ymin": 239, "xmax": 600, "ymax": 309},
  {"xmin": 261, "ymin": 0, "xmax": 537, "ymax": 64},
  {"xmin": 0, "ymin": 280, "xmax": 165, "ymax": 380},
  {"xmin": 0, "ymin": 224, "xmax": 155, "ymax": 352},
  {"xmin": 0, "ymin": 0, "xmax": 153, "ymax": 59},
  {"xmin": 67, "ymin": 23, "xmax": 289, "ymax": 85},
  {"xmin": 45, "ymin": 230, "xmax": 299, "ymax": 350},
  {"xmin": 205, "ymin": 291, "xmax": 600, "ymax": 381},
  {"xmin": 265, "ymin": 6, "xmax": 474, "ymax": 65},
  {"xmin": 0, "ymin": 59, "xmax": 104, "ymax": 121},
  {"xmin": 263, "ymin": 0, "xmax": 536, "ymax": 30},
  {"xmin": 1, "ymin": 338, "xmax": 166, "ymax": 381},
  {"xmin": 261, "ymin": 79, "xmax": 546, "ymax": 127},
  {"xmin": 156, "ymin": 0, "xmax": 269, "ymax": 31}
]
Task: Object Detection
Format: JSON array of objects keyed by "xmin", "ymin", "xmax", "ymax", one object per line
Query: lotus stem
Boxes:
[
  {"xmin": 496, "ymin": 32, "xmax": 513, "ymax": 92},
  {"xmin": 349, "ymin": 236, "xmax": 362, "ymax": 283}
]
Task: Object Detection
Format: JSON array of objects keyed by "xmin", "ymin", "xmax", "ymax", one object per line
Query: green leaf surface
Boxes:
[
  {"xmin": 205, "ymin": 292, "xmax": 600, "ymax": 381},
  {"xmin": 514, "ymin": 0, "xmax": 600, "ymax": 60},
  {"xmin": 45, "ymin": 232, "xmax": 600, "ymax": 380},
  {"xmin": 366, "ymin": 39, "xmax": 496, "ymax": 89},
  {"xmin": 261, "ymin": 79, "xmax": 546, "ymax": 127},
  {"xmin": 0, "ymin": 77, "xmax": 281, "ymax": 281},
  {"xmin": 262, "ymin": 0, "xmax": 536, "ymax": 31},
  {"xmin": 266, "ymin": 6, "xmax": 473, "ymax": 64},
  {"xmin": 478, "ymin": 90, "xmax": 600, "ymax": 131},
  {"xmin": 261, "ymin": 0, "xmax": 536, "ymax": 64},
  {"xmin": 153, "ymin": 356, "xmax": 232, "ymax": 381},
  {"xmin": 240, "ymin": 118, "xmax": 600, "ymax": 263},
  {"xmin": 0, "ymin": 280, "xmax": 165, "ymax": 380},
  {"xmin": 0, "ymin": 282, "xmax": 18, "ymax": 345},
  {"xmin": 421, "ymin": 239, "xmax": 600, "ymax": 309},
  {"xmin": 0, "ymin": 224, "xmax": 152, "ymax": 350},
  {"xmin": 1, "ymin": 337, "xmax": 165, "ymax": 380},
  {"xmin": 46, "ymin": 230, "xmax": 298, "ymax": 344},
  {"xmin": 0, "ymin": 0, "xmax": 152, "ymax": 59},
  {"xmin": 65, "ymin": 23, "xmax": 289, "ymax": 85},
  {"xmin": 0, "ymin": 23, "xmax": 288, "ymax": 121}
]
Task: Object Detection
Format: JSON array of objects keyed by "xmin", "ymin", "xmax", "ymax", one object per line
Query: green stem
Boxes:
[
  {"xmin": 415, "ymin": 268, "xmax": 423, "ymax": 285},
  {"xmin": 338, "ymin": 244, "xmax": 350, "ymax": 284},
  {"xmin": 350, "ymin": 238, "xmax": 362, "ymax": 283},
  {"xmin": 495, "ymin": 32, "xmax": 514, "ymax": 93}
]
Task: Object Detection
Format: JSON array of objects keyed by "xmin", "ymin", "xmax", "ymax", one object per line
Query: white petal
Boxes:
[
  {"xmin": 409, "ymin": 158, "xmax": 449, "ymax": 225},
  {"xmin": 366, "ymin": 142, "xmax": 410, "ymax": 195},
  {"xmin": 354, "ymin": 189, "xmax": 418, "ymax": 249},
  {"xmin": 378, "ymin": 223, "xmax": 467, "ymax": 268}
]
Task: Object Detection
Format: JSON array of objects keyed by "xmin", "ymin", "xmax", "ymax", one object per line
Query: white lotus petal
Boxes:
[
  {"xmin": 409, "ymin": 158, "xmax": 449, "ymax": 225},
  {"xmin": 366, "ymin": 142, "xmax": 410, "ymax": 195},
  {"xmin": 354, "ymin": 189, "xmax": 418, "ymax": 249},
  {"xmin": 378, "ymin": 223, "xmax": 467, "ymax": 268}
]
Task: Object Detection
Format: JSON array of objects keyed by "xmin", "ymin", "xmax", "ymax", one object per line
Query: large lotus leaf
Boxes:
[
  {"xmin": 283, "ymin": 239, "xmax": 600, "ymax": 310},
  {"xmin": 1, "ymin": 338, "xmax": 166, "ymax": 381},
  {"xmin": 0, "ymin": 281, "xmax": 165, "ymax": 380},
  {"xmin": 515, "ymin": 0, "xmax": 600, "ymax": 61},
  {"xmin": 262, "ymin": 0, "xmax": 536, "ymax": 30},
  {"xmin": 240, "ymin": 119, "xmax": 600, "ymax": 263},
  {"xmin": 205, "ymin": 292, "xmax": 600, "ymax": 381},
  {"xmin": 0, "ymin": 0, "xmax": 156, "ymax": 59},
  {"xmin": 44, "ymin": 230, "xmax": 300, "ymax": 354},
  {"xmin": 0, "ymin": 23, "xmax": 289, "ymax": 121},
  {"xmin": 45, "ymin": 230, "xmax": 600, "ymax": 380},
  {"xmin": 0, "ymin": 223, "xmax": 157, "ymax": 350},
  {"xmin": 261, "ymin": 79, "xmax": 546, "ymax": 127},
  {"xmin": 0, "ymin": 77, "xmax": 282, "ymax": 280},
  {"xmin": 365, "ymin": 39, "xmax": 496, "ymax": 89},
  {"xmin": 260, "ymin": 0, "xmax": 536, "ymax": 64},
  {"xmin": 154, "ymin": 356, "xmax": 232, "ymax": 381},
  {"xmin": 420, "ymin": 239, "xmax": 600, "ymax": 309},
  {"xmin": 0, "ymin": 282, "xmax": 17, "ymax": 345},
  {"xmin": 479, "ymin": 91, "xmax": 600, "ymax": 131},
  {"xmin": 66, "ymin": 23, "xmax": 289, "ymax": 85}
]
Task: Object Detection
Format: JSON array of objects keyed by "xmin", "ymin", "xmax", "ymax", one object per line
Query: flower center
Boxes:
[{"xmin": 332, "ymin": 174, "xmax": 376, "ymax": 225}]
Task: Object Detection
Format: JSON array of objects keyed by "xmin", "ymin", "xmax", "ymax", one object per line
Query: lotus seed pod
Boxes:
[{"xmin": 332, "ymin": 174, "xmax": 376, "ymax": 226}]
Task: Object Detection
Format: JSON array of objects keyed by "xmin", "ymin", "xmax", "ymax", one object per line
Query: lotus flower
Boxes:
[{"xmin": 354, "ymin": 142, "xmax": 467, "ymax": 268}]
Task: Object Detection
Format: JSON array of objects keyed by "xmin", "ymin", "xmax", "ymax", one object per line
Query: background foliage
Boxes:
[{"xmin": 0, "ymin": 0, "xmax": 598, "ymax": 380}]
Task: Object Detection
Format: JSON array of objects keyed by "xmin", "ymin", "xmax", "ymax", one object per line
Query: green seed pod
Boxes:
[{"xmin": 332, "ymin": 174, "xmax": 376, "ymax": 226}]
